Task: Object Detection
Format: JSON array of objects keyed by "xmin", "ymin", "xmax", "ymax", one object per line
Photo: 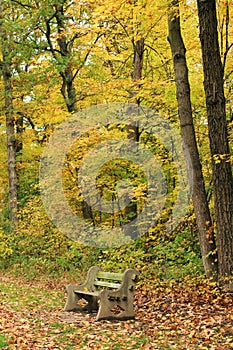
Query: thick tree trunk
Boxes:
[
  {"xmin": 168, "ymin": 1, "xmax": 218, "ymax": 278},
  {"xmin": 197, "ymin": 0, "xmax": 233, "ymax": 288},
  {"xmin": 0, "ymin": 2, "xmax": 18, "ymax": 228}
]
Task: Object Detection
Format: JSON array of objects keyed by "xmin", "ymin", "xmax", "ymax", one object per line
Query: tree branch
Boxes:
[
  {"xmin": 11, "ymin": 0, "xmax": 35, "ymax": 9},
  {"xmin": 72, "ymin": 33, "xmax": 104, "ymax": 81}
]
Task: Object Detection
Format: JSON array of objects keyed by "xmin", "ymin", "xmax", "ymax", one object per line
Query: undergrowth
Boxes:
[{"xmin": 0, "ymin": 222, "xmax": 203, "ymax": 282}]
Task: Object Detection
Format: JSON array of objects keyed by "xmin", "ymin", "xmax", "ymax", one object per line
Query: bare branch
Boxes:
[
  {"xmin": 72, "ymin": 33, "xmax": 104, "ymax": 81},
  {"xmin": 11, "ymin": 0, "xmax": 35, "ymax": 9}
]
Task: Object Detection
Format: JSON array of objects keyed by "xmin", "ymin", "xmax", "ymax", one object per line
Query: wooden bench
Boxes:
[{"xmin": 64, "ymin": 266, "xmax": 139, "ymax": 321}]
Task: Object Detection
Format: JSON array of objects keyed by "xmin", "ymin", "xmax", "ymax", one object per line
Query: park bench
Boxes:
[{"xmin": 64, "ymin": 266, "xmax": 139, "ymax": 321}]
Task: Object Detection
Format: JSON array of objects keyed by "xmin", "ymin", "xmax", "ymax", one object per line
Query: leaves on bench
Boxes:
[{"xmin": 110, "ymin": 305, "xmax": 125, "ymax": 315}]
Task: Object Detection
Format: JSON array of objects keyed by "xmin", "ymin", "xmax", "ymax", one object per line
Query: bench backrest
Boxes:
[
  {"xmin": 94, "ymin": 271, "xmax": 124, "ymax": 290},
  {"xmin": 84, "ymin": 266, "xmax": 139, "ymax": 292}
]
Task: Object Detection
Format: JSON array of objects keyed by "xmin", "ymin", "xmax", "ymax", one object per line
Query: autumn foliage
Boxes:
[{"xmin": 0, "ymin": 0, "xmax": 233, "ymax": 347}]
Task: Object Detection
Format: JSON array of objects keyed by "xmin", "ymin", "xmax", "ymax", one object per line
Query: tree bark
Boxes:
[
  {"xmin": 44, "ymin": 3, "xmax": 78, "ymax": 114},
  {"xmin": 131, "ymin": 37, "xmax": 145, "ymax": 104},
  {"xmin": 124, "ymin": 38, "xmax": 145, "ymax": 239},
  {"xmin": 168, "ymin": 1, "xmax": 218, "ymax": 278},
  {"xmin": 0, "ymin": 1, "xmax": 18, "ymax": 228},
  {"xmin": 54, "ymin": 4, "xmax": 78, "ymax": 113},
  {"xmin": 197, "ymin": 0, "xmax": 233, "ymax": 288}
]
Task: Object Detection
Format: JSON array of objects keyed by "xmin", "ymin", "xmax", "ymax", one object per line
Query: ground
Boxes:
[{"xmin": 0, "ymin": 272, "xmax": 233, "ymax": 349}]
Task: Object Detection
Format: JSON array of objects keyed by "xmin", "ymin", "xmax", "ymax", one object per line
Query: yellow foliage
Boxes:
[{"xmin": 0, "ymin": 230, "xmax": 13, "ymax": 258}]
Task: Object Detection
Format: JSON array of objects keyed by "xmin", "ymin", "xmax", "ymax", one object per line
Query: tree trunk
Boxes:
[
  {"xmin": 131, "ymin": 37, "xmax": 145, "ymax": 104},
  {"xmin": 3, "ymin": 65, "xmax": 18, "ymax": 227},
  {"xmin": 124, "ymin": 38, "xmax": 145, "ymax": 239},
  {"xmin": 168, "ymin": 1, "xmax": 218, "ymax": 278},
  {"xmin": 55, "ymin": 5, "xmax": 78, "ymax": 113},
  {"xmin": 0, "ymin": 1, "xmax": 18, "ymax": 228},
  {"xmin": 197, "ymin": 0, "xmax": 233, "ymax": 288}
]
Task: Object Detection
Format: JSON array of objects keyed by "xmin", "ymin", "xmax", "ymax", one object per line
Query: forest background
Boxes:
[{"xmin": 0, "ymin": 0, "xmax": 233, "ymax": 286}]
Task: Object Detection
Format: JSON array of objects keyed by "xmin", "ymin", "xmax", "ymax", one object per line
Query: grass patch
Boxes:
[
  {"xmin": 0, "ymin": 278, "xmax": 64, "ymax": 312},
  {"xmin": 0, "ymin": 334, "xmax": 8, "ymax": 348}
]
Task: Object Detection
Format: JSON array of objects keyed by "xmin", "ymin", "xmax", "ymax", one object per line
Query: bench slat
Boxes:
[
  {"xmin": 74, "ymin": 290, "xmax": 99, "ymax": 297},
  {"xmin": 94, "ymin": 280, "xmax": 121, "ymax": 289},
  {"xmin": 96, "ymin": 271, "xmax": 123, "ymax": 281}
]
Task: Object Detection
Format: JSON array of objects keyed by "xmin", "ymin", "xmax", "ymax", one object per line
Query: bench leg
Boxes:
[
  {"xmin": 64, "ymin": 284, "xmax": 80, "ymax": 311},
  {"xmin": 96, "ymin": 291, "xmax": 135, "ymax": 321}
]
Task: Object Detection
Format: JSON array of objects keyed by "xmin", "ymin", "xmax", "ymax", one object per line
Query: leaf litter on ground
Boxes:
[{"xmin": 0, "ymin": 272, "xmax": 233, "ymax": 349}]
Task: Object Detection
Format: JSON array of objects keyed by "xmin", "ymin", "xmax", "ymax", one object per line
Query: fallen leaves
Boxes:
[{"xmin": 0, "ymin": 273, "xmax": 233, "ymax": 349}]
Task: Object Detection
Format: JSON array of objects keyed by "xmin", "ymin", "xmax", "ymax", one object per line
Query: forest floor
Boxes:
[{"xmin": 0, "ymin": 271, "xmax": 233, "ymax": 349}]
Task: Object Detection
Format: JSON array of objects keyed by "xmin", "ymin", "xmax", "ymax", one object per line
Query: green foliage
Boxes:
[
  {"xmin": 0, "ymin": 211, "xmax": 14, "ymax": 264},
  {"xmin": 96, "ymin": 229, "xmax": 203, "ymax": 281},
  {"xmin": 150, "ymin": 230, "xmax": 204, "ymax": 280},
  {"xmin": 0, "ymin": 334, "xmax": 8, "ymax": 348}
]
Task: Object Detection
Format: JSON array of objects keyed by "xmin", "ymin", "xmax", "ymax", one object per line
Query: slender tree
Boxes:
[
  {"xmin": 124, "ymin": 37, "xmax": 145, "ymax": 239},
  {"xmin": 197, "ymin": 0, "xmax": 233, "ymax": 289},
  {"xmin": 0, "ymin": 0, "xmax": 18, "ymax": 228},
  {"xmin": 168, "ymin": 0, "xmax": 218, "ymax": 278}
]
